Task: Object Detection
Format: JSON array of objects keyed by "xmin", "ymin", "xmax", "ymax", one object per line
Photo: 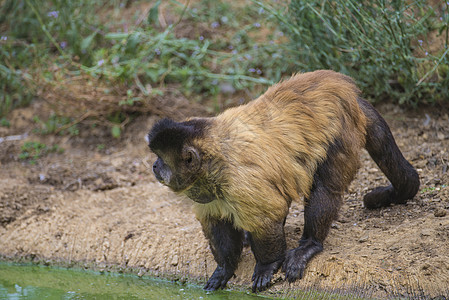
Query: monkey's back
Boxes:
[{"xmin": 196, "ymin": 70, "xmax": 367, "ymax": 234}]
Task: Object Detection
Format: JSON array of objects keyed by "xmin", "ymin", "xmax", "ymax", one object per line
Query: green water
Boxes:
[{"xmin": 0, "ymin": 263, "xmax": 264, "ymax": 300}]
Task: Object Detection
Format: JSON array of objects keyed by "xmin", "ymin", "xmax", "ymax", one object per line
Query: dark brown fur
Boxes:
[{"xmin": 148, "ymin": 70, "xmax": 419, "ymax": 292}]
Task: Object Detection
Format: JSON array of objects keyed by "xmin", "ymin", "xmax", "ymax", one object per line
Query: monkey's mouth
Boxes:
[
  {"xmin": 153, "ymin": 172, "xmax": 165, "ymax": 185},
  {"xmin": 155, "ymin": 175, "xmax": 187, "ymax": 193}
]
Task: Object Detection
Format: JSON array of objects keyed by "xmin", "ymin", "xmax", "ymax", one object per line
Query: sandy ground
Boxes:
[{"xmin": 0, "ymin": 100, "xmax": 448, "ymax": 298}]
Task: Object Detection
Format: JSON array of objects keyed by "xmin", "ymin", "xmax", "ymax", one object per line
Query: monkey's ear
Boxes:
[{"xmin": 182, "ymin": 146, "xmax": 201, "ymax": 171}]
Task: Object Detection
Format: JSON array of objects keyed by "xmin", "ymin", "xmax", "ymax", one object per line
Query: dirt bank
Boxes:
[{"xmin": 0, "ymin": 101, "xmax": 448, "ymax": 298}]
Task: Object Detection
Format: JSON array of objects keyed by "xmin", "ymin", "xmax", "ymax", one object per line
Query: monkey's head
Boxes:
[{"xmin": 148, "ymin": 118, "xmax": 207, "ymax": 194}]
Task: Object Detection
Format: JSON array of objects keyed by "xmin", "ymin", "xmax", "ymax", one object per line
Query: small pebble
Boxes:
[
  {"xmin": 434, "ymin": 208, "xmax": 447, "ymax": 218},
  {"xmin": 358, "ymin": 235, "xmax": 369, "ymax": 243}
]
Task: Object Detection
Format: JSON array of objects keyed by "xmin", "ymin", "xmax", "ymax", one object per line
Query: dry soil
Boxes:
[{"xmin": 0, "ymin": 100, "xmax": 448, "ymax": 298}]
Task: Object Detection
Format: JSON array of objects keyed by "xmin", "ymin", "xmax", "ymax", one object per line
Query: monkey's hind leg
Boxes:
[
  {"xmin": 202, "ymin": 219, "xmax": 244, "ymax": 291},
  {"xmin": 358, "ymin": 98, "xmax": 420, "ymax": 209},
  {"xmin": 282, "ymin": 178, "xmax": 340, "ymax": 282}
]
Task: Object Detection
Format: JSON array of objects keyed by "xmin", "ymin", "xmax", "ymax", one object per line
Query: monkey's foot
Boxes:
[
  {"xmin": 204, "ymin": 266, "xmax": 234, "ymax": 291},
  {"xmin": 363, "ymin": 185, "xmax": 397, "ymax": 209},
  {"xmin": 251, "ymin": 259, "xmax": 283, "ymax": 292},
  {"xmin": 282, "ymin": 239, "xmax": 323, "ymax": 283}
]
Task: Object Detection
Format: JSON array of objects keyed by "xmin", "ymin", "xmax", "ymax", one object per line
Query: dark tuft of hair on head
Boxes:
[
  {"xmin": 148, "ymin": 119, "xmax": 186, "ymax": 152},
  {"xmin": 148, "ymin": 118, "xmax": 209, "ymax": 155}
]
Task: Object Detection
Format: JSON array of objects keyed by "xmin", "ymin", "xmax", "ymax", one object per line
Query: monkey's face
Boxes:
[
  {"xmin": 152, "ymin": 145, "xmax": 202, "ymax": 193},
  {"xmin": 148, "ymin": 118, "xmax": 208, "ymax": 195}
]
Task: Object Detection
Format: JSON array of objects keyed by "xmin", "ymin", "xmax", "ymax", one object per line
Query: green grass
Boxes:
[
  {"xmin": 33, "ymin": 114, "xmax": 79, "ymax": 136},
  {"xmin": 0, "ymin": 117, "xmax": 10, "ymax": 127},
  {"xmin": 420, "ymin": 184, "xmax": 447, "ymax": 193},
  {"xmin": 19, "ymin": 141, "xmax": 64, "ymax": 164},
  {"xmin": 258, "ymin": 0, "xmax": 449, "ymax": 105},
  {"xmin": 0, "ymin": 0, "xmax": 448, "ymax": 125},
  {"xmin": 1, "ymin": 0, "xmax": 282, "ymax": 121}
]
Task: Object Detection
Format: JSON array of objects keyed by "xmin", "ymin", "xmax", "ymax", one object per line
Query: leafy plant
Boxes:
[
  {"xmin": 85, "ymin": 27, "xmax": 275, "ymax": 97},
  {"xmin": 1, "ymin": 0, "xmax": 282, "ymax": 120},
  {"xmin": 0, "ymin": 117, "xmax": 11, "ymax": 127},
  {"xmin": 256, "ymin": 0, "xmax": 449, "ymax": 105},
  {"xmin": 0, "ymin": 42, "xmax": 35, "ymax": 117},
  {"xmin": 0, "ymin": 0, "xmax": 109, "ymax": 118},
  {"xmin": 33, "ymin": 114, "xmax": 79, "ymax": 136},
  {"xmin": 1, "ymin": 0, "xmax": 447, "ymax": 128},
  {"xmin": 19, "ymin": 141, "xmax": 64, "ymax": 164}
]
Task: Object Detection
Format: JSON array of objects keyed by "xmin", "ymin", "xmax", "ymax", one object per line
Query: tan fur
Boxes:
[{"xmin": 192, "ymin": 70, "xmax": 367, "ymax": 236}]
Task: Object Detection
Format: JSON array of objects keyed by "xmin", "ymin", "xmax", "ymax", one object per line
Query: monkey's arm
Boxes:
[
  {"xmin": 248, "ymin": 220, "xmax": 286, "ymax": 292},
  {"xmin": 201, "ymin": 218, "xmax": 244, "ymax": 291}
]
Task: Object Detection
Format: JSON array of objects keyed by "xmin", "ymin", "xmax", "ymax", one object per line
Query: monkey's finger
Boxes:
[
  {"xmin": 251, "ymin": 279, "xmax": 259, "ymax": 293},
  {"xmin": 251, "ymin": 283, "xmax": 256, "ymax": 293},
  {"xmin": 284, "ymin": 268, "xmax": 297, "ymax": 283},
  {"xmin": 286, "ymin": 266, "xmax": 305, "ymax": 283},
  {"xmin": 252, "ymin": 276, "xmax": 263, "ymax": 293},
  {"xmin": 288, "ymin": 271, "xmax": 298, "ymax": 283},
  {"xmin": 219, "ymin": 280, "xmax": 228, "ymax": 290},
  {"xmin": 260, "ymin": 274, "xmax": 271, "ymax": 290},
  {"xmin": 204, "ymin": 282, "xmax": 215, "ymax": 291},
  {"xmin": 204, "ymin": 280, "xmax": 220, "ymax": 291},
  {"xmin": 281, "ymin": 262, "xmax": 287, "ymax": 273},
  {"xmin": 252, "ymin": 274, "xmax": 270, "ymax": 292}
]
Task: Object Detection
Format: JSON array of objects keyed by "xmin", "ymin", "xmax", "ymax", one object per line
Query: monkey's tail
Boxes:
[{"xmin": 357, "ymin": 98, "xmax": 420, "ymax": 209}]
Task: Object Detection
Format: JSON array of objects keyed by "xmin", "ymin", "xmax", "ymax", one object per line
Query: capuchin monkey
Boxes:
[{"xmin": 147, "ymin": 70, "xmax": 419, "ymax": 292}]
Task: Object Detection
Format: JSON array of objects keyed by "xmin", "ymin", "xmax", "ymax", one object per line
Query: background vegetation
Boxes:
[
  {"xmin": 1, "ymin": 0, "xmax": 448, "ymax": 135},
  {"xmin": 272, "ymin": 0, "xmax": 449, "ymax": 104}
]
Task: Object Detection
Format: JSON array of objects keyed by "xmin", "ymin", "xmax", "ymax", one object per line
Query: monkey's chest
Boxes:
[{"xmin": 185, "ymin": 180, "xmax": 224, "ymax": 204}]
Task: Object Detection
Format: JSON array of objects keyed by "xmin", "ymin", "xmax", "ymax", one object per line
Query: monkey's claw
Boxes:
[
  {"xmin": 252, "ymin": 272, "xmax": 272, "ymax": 292},
  {"xmin": 282, "ymin": 241, "xmax": 323, "ymax": 283},
  {"xmin": 282, "ymin": 250, "xmax": 307, "ymax": 283},
  {"xmin": 204, "ymin": 266, "xmax": 233, "ymax": 291},
  {"xmin": 251, "ymin": 260, "xmax": 282, "ymax": 292}
]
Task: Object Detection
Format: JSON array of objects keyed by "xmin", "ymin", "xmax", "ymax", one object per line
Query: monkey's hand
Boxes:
[
  {"xmin": 251, "ymin": 260, "xmax": 282, "ymax": 292},
  {"xmin": 204, "ymin": 266, "xmax": 234, "ymax": 291},
  {"xmin": 282, "ymin": 249, "xmax": 308, "ymax": 282},
  {"xmin": 282, "ymin": 239, "xmax": 323, "ymax": 282}
]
